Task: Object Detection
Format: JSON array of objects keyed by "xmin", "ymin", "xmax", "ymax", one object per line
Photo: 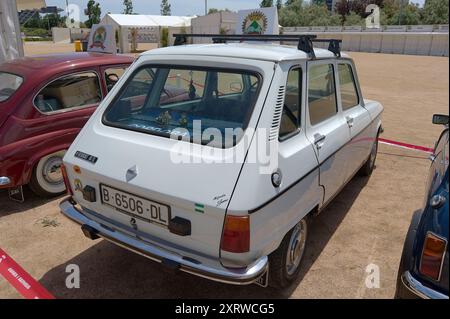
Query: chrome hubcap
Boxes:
[
  {"xmin": 42, "ymin": 156, "xmax": 63, "ymax": 185},
  {"xmin": 286, "ymin": 220, "xmax": 307, "ymax": 276}
]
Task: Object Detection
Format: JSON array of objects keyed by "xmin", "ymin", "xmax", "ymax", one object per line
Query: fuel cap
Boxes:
[{"xmin": 271, "ymin": 169, "xmax": 283, "ymax": 188}]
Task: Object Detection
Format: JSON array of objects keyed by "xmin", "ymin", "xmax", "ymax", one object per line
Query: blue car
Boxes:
[{"xmin": 396, "ymin": 114, "xmax": 449, "ymax": 299}]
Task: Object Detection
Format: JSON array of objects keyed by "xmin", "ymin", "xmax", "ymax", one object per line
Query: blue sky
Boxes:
[{"xmin": 46, "ymin": 0, "xmax": 426, "ymax": 19}]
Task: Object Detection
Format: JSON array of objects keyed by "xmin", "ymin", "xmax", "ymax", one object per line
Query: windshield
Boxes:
[
  {"xmin": 0, "ymin": 72, "xmax": 24, "ymax": 102},
  {"xmin": 103, "ymin": 65, "xmax": 261, "ymax": 148}
]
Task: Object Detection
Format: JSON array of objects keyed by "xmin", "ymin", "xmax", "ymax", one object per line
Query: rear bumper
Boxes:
[
  {"xmin": 400, "ymin": 271, "xmax": 448, "ymax": 299},
  {"xmin": 59, "ymin": 198, "xmax": 268, "ymax": 286}
]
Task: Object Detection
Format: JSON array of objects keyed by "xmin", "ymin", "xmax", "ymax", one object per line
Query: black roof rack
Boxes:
[{"xmin": 173, "ymin": 34, "xmax": 342, "ymax": 59}]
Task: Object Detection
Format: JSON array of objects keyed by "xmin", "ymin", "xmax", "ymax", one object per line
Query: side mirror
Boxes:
[{"xmin": 432, "ymin": 114, "xmax": 449, "ymax": 125}]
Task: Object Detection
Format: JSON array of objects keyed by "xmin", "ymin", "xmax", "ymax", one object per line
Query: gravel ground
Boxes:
[{"xmin": 0, "ymin": 49, "xmax": 448, "ymax": 299}]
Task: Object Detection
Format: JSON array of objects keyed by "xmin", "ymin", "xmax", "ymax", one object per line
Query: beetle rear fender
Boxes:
[{"xmin": 22, "ymin": 144, "xmax": 72, "ymax": 185}]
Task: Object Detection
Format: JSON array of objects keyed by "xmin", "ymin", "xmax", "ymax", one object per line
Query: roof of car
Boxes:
[
  {"xmin": 141, "ymin": 43, "xmax": 349, "ymax": 62},
  {"xmin": 0, "ymin": 53, "xmax": 134, "ymax": 76}
]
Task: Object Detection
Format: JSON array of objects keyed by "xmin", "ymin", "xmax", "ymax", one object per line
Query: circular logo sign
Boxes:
[{"xmin": 242, "ymin": 11, "xmax": 268, "ymax": 35}]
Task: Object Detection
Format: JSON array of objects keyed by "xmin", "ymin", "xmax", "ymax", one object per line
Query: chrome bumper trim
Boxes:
[
  {"xmin": 59, "ymin": 198, "xmax": 268, "ymax": 286},
  {"xmin": 0, "ymin": 176, "xmax": 11, "ymax": 186},
  {"xmin": 401, "ymin": 271, "xmax": 448, "ymax": 299}
]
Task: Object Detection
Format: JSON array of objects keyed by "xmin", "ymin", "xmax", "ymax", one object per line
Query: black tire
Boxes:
[
  {"xmin": 29, "ymin": 151, "xmax": 66, "ymax": 198},
  {"xmin": 269, "ymin": 218, "xmax": 308, "ymax": 289},
  {"xmin": 359, "ymin": 131, "xmax": 380, "ymax": 177}
]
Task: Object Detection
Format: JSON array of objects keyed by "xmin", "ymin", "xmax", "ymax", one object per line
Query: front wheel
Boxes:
[
  {"xmin": 29, "ymin": 151, "xmax": 67, "ymax": 197},
  {"xmin": 269, "ymin": 218, "xmax": 308, "ymax": 289}
]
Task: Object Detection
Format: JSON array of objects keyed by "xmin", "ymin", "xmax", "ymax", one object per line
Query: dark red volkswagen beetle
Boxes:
[{"xmin": 0, "ymin": 53, "xmax": 134, "ymax": 198}]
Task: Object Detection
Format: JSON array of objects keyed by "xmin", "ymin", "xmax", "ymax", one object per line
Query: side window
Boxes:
[
  {"xmin": 162, "ymin": 69, "xmax": 206, "ymax": 105},
  {"xmin": 105, "ymin": 67, "xmax": 127, "ymax": 92},
  {"xmin": 34, "ymin": 72, "xmax": 101, "ymax": 113},
  {"xmin": 218, "ymin": 73, "xmax": 244, "ymax": 95},
  {"xmin": 338, "ymin": 63, "xmax": 359, "ymax": 110},
  {"xmin": 115, "ymin": 68, "xmax": 154, "ymax": 111},
  {"xmin": 280, "ymin": 68, "xmax": 301, "ymax": 139},
  {"xmin": 308, "ymin": 64, "xmax": 337, "ymax": 125}
]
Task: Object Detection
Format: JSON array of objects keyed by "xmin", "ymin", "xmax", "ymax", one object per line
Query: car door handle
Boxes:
[
  {"xmin": 314, "ymin": 134, "xmax": 326, "ymax": 150},
  {"xmin": 346, "ymin": 116, "xmax": 354, "ymax": 128}
]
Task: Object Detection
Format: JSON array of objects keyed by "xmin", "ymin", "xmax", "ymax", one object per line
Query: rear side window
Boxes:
[
  {"xmin": 0, "ymin": 72, "xmax": 23, "ymax": 102},
  {"xmin": 279, "ymin": 68, "xmax": 302, "ymax": 139},
  {"xmin": 103, "ymin": 65, "xmax": 261, "ymax": 148},
  {"xmin": 34, "ymin": 72, "xmax": 101, "ymax": 113},
  {"xmin": 338, "ymin": 63, "xmax": 359, "ymax": 110},
  {"xmin": 308, "ymin": 64, "xmax": 337, "ymax": 125}
]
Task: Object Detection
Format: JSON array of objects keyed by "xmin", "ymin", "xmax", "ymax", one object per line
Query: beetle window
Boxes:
[
  {"xmin": 34, "ymin": 72, "xmax": 101, "ymax": 113},
  {"xmin": 0, "ymin": 72, "xmax": 23, "ymax": 102},
  {"xmin": 103, "ymin": 65, "xmax": 261, "ymax": 148},
  {"xmin": 279, "ymin": 68, "xmax": 302, "ymax": 139},
  {"xmin": 308, "ymin": 64, "xmax": 337, "ymax": 125},
  {"xmin": 338, "ymin": 63, "xmax": 359, "ymax": 110},
  {"xmin": 105, "ymin": 67, "xmax": 127, "ymax": 92}
]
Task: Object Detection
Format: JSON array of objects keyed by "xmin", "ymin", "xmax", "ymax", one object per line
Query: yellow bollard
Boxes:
[{"xmin": 74, "ymin": 40, "xmax": 82, "ymax": 52}]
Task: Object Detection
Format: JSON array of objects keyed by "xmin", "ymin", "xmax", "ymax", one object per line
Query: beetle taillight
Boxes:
[
  {"xmin": 60, "ymin": 164, "xmax": 73, "ymax": 196},
  {"xmin": 419, "ymin": 232, "xmax": 447, "ymax": 281},
  {"xmin": 221, "ymin": 215, "xmax": 250, "ymax": 253}
]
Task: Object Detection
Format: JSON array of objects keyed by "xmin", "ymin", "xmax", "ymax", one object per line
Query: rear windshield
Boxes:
[
  {"xmin": 0, "ymin": 72, "xmax": 24, "ymax": 102},
  {"xmin": 102, "ymin": 65, "xmax": 261, "ymax": 148}
]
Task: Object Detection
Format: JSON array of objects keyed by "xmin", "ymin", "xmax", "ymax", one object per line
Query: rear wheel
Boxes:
[
  {"xmin": 359, "ymin": 132, "xmax": 379, "ymax": 177},
  {"xmin": 269, "ymin": 218, "xmax": 308, "ymax": 289},
  {"xmin": 29, "ymin": 151, "xmax": 66, "ymax": 197}
]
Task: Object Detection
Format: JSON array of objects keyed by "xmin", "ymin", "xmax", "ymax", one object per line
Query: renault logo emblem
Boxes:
[{"xmin": 126, "ymin": 165, "xmax": 138, "ymax": 182}]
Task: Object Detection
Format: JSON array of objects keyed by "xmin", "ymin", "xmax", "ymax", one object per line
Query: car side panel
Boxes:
[{"xmin": 222, "ymin": 62, "xmax": 322, "ymax": 267}]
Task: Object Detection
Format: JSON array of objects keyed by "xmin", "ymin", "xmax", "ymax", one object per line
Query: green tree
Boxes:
[
  {"xmin": 208, "ymin": 8, "xmax": 231, "ymax": 14},
  {"xmin": 260, "ymin": 0, "xmax": 274, "ymax": 7},
  {"xmin": 41, "ymin": 13, "xmax": 66, "ymax": 29},
  {"xmin": 285, "ymin": 0, "xmax": 297, "ymax": 5},
  {"xmin": 422, "ymin": 0, "xmax": 449, "ymax": 24},
  {"xmin": 343, "ymin": 11, "xmax": 364, "ymax": 25},
  {"xmin": 161, "ymin": 0, "xmax": 172, "ymax": 16},
  {"xmin": 123, "ymin": 0, "xmax": 133, "ymax": 14},
  {"xmin": 84, "ymin": 0, "xmax": 101, "ymax": 28},
  {"xmin": 276, "ymin": 0, "xmax": 283, "ymax": 10}
]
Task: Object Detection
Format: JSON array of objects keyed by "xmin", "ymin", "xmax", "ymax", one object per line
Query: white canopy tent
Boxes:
[{"xmin": 100, "ymin": 14, "xmax": 194, "ymax": 53}]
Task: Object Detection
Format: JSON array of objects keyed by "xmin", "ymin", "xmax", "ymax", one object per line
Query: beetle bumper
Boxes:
[{"xmin": 59, "ymin": 198, "xmax": 268, "ymax": 286}]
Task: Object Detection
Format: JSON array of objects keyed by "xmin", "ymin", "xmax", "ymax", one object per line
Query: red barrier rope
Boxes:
[
  {"xmin": 379, "ymin": 138, "xmax": 434, "ymax": 154},
  {"xmin": 0, "ymin": 248, "xmax": 54, "ymax": 299}
]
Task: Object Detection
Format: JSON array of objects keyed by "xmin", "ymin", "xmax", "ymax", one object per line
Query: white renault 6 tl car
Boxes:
[{"xmin": 60, "ymin": 34, "xmax": 383, "ymax": 288}]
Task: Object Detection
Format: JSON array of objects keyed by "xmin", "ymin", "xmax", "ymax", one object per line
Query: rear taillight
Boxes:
[
  {"xmin": 221, "ymin": 215, "xmax": 250, "ymax": 253},
  {"xmin": 419, "ymin": 232, "xmax": 447, "ymax": 281},
  {"xmin": 60, "ymin": 164, "xmax": 73, "ymax": 196}
]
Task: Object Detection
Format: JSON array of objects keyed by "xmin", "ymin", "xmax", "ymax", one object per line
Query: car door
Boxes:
[
  {"xmin": 336, "ymin": 61, "xmax": 373, "ymax": 177},
  {"xmin": 305, "ymin": 60, "xmax": 351, "ymax": 206}
]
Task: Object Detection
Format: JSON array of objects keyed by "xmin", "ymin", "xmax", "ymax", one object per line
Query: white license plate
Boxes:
[{"xmin": 100, "ymin": 184, "xmax": 170, "ymax": 226}]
